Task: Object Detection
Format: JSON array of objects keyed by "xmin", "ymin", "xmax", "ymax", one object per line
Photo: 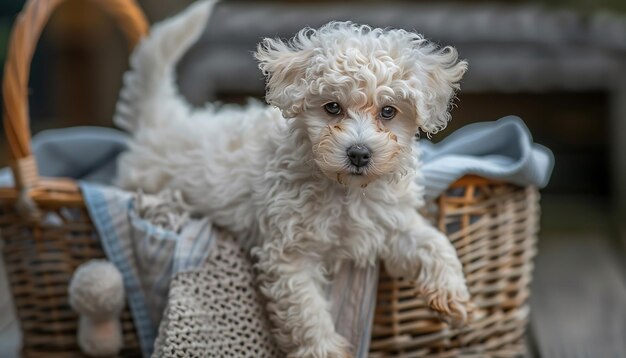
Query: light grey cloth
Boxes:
[
  {"xmin": 0, "ymin": 126, "xmax": 127, "ymax": 186},
  {"xmin": 420, "ymin": 116, "xmax": 554, "ymax": 199}
]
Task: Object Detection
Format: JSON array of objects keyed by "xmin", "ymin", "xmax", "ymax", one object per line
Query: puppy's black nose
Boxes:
[{"xmin": 347, "ymin": 145, "xmax": 371, "ymax": 168}]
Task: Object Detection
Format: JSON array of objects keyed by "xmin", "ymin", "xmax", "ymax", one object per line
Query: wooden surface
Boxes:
[{"xmin": 530, "ymin": 195, "xmax": 626, "ymax": 358}]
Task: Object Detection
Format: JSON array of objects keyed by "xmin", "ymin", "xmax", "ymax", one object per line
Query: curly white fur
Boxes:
[{"xmin": 115, "ymin": 2, "xmax": 471, "ymax": 357}]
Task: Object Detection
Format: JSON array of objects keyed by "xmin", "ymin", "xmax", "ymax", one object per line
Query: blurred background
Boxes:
[{"xmin": 1, "ymin": 0, "xmax": 625, "ymax": 356}]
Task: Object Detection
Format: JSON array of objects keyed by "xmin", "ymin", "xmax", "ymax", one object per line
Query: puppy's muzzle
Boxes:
[{"xmin": 347, "ymin": 145, "xmax": 371, "ymax": 168}]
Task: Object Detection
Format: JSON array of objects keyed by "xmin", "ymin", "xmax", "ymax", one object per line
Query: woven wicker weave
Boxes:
[
  {"xmin": 371, "ymin": 177, "xmax": 539, "ymax": 357},
  {"xmin": 0, "ymin": 1, "xmax": 539, "ymax": 357},
  {"xmin": 0, "ymin": 0, "xmax": 147, "ymax": 356}
]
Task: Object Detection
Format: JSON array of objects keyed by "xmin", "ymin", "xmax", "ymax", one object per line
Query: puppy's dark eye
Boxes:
[
  {"xmin": 324, "ymin": 102, "xmax": 342, "ymax": 115},
  {"xmin": 380, "ymin": 106, "xmax": 397, "ymax": 120}
]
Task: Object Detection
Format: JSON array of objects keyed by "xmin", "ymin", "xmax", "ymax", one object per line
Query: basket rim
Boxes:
[{"xmin": 0, "ymin": 174, "xmax": 511, "ymax": 207}]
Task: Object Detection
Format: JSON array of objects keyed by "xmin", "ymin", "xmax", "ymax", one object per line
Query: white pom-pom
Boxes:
[
  {"xmin": 69, "ymin": 260, "xmax": 125, "ymax": 318},
  {"xmin": 69, "ymin": 260, "xmax": 125, "ymax": 357}
]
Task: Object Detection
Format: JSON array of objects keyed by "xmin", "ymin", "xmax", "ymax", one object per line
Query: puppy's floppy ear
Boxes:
[
  {"xmin": 255, "ymin": 33, "xmax": 313, "ymax": 118},
  {"xmin": 412, "ymin": 44, "xmax": 467, "ymax": 135}
]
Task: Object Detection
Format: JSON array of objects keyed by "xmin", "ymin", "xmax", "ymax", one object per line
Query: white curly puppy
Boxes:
[{"xmin": 115, "ymin": 1, "xmax": 471, "ymax": 357}]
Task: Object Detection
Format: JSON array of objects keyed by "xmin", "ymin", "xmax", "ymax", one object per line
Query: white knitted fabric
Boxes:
[{"xmin": 153, "ymin": 236, "xmax": 280, "ymax": 358}]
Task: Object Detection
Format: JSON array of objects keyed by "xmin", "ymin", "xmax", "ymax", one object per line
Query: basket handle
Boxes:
[{"xmin": 2, "ymin": 0, "xmax": 148, "ymax": 192}]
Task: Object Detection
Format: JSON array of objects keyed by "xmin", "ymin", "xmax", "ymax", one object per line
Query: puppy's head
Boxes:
[{"xmin": 256, "ymin": 22, "xmax": 467, "ymax": 187}]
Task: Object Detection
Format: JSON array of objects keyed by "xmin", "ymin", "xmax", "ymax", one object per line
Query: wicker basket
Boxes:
[
  {"xmin": 371, "ymin": 177, "xmax": 539, "ymax": 357},
  {"xmin": 0, "ymin": 0, "xmax": 147, "ymax": 356},
  {"xmin": 0, "ymin": 1, "xmax": 540, "ymax": 357}
]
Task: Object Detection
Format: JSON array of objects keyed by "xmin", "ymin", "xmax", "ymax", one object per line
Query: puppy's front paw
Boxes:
[
  {"xmin": 424, "ymin": 287, "xmax": 474, "ymax": 326},
  {"xmin": 287, "ymin": 332, "xmax": 352, "ymax": 358}
]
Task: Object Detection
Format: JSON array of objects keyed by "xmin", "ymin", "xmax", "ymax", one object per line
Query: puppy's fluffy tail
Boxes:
[{"xmin": 114, "ymin": 0, "xmax": 217, "ymax": 133}]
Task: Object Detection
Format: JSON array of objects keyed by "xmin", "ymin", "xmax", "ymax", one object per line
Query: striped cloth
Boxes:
[{"xmin": 81, "ymin": 185, "xmax": 218, "ymax": 356}]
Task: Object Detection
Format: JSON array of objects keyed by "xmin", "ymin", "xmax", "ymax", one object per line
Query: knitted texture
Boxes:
[{"xmin": 153, "ymin": 237, "xmax": 280, "ymax": 357}]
